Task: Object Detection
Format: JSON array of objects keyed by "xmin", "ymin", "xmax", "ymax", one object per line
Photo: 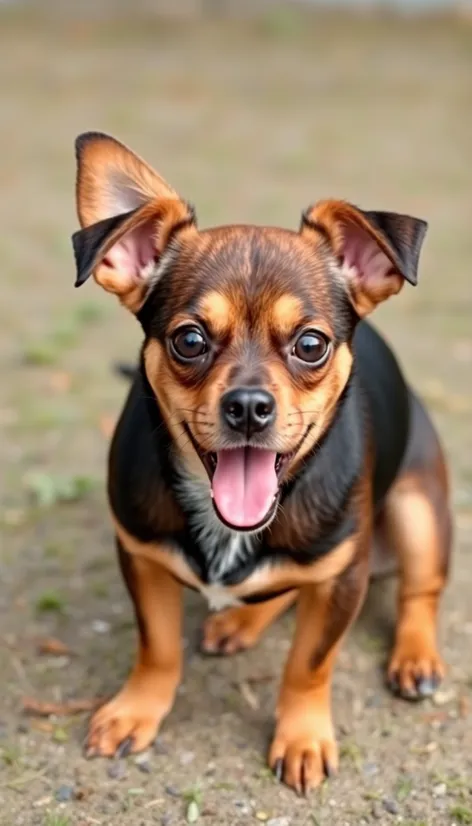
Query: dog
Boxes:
[{"xmin": 72, "ymin": 132, "xmax": 451, "ymax": 794}]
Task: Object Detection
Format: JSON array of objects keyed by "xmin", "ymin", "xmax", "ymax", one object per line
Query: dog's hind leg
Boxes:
[
  {"xmin": 201, "ymin": 591, "xmax": 297, "ymax": 656},
  {"xmin": 382, "ymin": 394, "xmax": 452, "ymax": 700}
]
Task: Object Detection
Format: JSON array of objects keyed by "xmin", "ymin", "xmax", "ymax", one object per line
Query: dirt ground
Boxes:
[{"xmin": 0, "ymin": 4, "xmax": 471, "ymax": 825}]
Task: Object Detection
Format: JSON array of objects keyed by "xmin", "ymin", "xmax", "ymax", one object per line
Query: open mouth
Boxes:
[{"xmin": 183, "ymin": 424, "xmax": 311, "ymax": 532}]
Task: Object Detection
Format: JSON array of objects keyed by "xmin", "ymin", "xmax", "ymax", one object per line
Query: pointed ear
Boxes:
[
  {"xmin": 301, "ymin": 200, "xmax": 428, "ymax": 317},
  {"xmin": 72, "ymin": 132, "xmax": 196, "ymax": 312}
]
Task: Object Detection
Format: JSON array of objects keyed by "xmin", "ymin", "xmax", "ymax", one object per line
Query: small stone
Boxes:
[
  {"xmin": 55, "ymin": 785, "xmax": 74, "ymax": 802},
  {"xmin": 433, "ymin": 688, "xmax": 456, "ymax": 706},
  {"xmin": 16, "ymin": 723, "xmax": 29, "ymax": 735},
  {"xmin": 154, "ymin": 738, "xmax": 169, "ymax": 756},
  {"xmin": 179, "ymin": 750, "xmax": 195, "ymax": 766},
  {"xmin": 187, "ymin": 800, "xmax": 199, "ymax": 823},
  {"xmin": 135, "ymin": 752, "xmax": 152, "ymax": 773},
  {"xmin": 371, "ymin": 802, "xmax": 383, "ymax": 819},
  {"xmin": 382, "ymin": 798, "xmax": 399, "ymax": 815},
  {"xmin": 255, "ymin": 813, "xmax": 269, "ymax": 822},
  {"xmin": 165, "ymin": 784, "xmax": 180, "ymax": 798},
  {"xmin": 363, "ymin": 762, "xmax": 378, "ymax": 777},
  {"xmin": 267, "ymin": 818, "xmax": 291, "ymax": 826},
  {"xmin": 433, "ymin": 782, "xmax": 447, "ymax": 797},
  {"xmin": 92, "ymin": 619, "xmax": 111, "ymax": 634},
  {"xmin": 161, "ymin": 816, "xmax": 172, "ymax": 826},
  {"xmin": 365, "ymin": 694, "xmax": 381, "ymax": 709},
  {"xmin": 107, "ymin": 761, "xmax": 126, "ymax": 780}
]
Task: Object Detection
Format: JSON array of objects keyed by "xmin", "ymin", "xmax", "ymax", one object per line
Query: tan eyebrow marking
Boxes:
[{"xmin": 271, "ymin": 294, "xmax": 305, "ymax": 337}]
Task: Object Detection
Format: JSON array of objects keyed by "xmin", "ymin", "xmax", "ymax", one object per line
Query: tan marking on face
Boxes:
[
  {"xmin": 143, "ymin": 338, "xmax": 207, "ymax": 480},
  {"xmin": 271, "ymin": 294, "xmax": 305, "ymax": 338},
  {"xmin": 198, "ymin": 291, "xmax": 234, "ymax": 337}
]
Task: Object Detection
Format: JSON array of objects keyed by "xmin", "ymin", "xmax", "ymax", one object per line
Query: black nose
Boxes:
[{"xmin": 221, "ymin": 388, "xmax": 276, "ymax": 437}]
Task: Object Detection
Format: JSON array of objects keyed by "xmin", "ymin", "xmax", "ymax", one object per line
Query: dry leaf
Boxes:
[
  {"xmin": 22, "ymin": 696, "xmax": 103, "ymax": 717},
  {"xmin": 37, "ymin": 637, "xmax": 71, "ymax": 657},
  {"xmin": 238, "ymin": 680, "xmax": 259, "ymax": 710},
  {"xmin": 30, "ymin": 719, "xmax": 54, "ymax": 733}
]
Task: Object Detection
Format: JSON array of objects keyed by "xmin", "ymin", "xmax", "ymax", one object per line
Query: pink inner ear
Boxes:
[
  {"xmin": 103, "ymin": 222, "xmax": 157, "ymax": 282},
  {"xmin": 343, "ymin": 223, "xmax": 393, "ymax": 285}
]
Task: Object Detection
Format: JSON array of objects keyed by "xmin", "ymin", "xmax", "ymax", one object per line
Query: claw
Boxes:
[
  {"xmin": 323, "ymin": 758, "xmax": 335, "ymax": 779},
  {"xmin": 273, "ymin": 758, "xmax": 284, "ymax": 782},
  {"xmin": 415, "ymin": 676, "xmax": 436, "ymax": 697},
  {"xmin": 115, "ymin": 736, "xmax": 134, "ymax": 759}
]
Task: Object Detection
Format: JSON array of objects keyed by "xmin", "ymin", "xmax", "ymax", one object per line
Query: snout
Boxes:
[{"xmin": 221, "ymin": 387, "xmax": 276, "ymax": 438}]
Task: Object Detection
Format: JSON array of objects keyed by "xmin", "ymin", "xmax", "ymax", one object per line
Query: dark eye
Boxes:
[
  {"xmin": 292, "ymin": 330, "xmax": 331, "ymax": 365},
  {"xmin": 171, "ymin": 326, "xmax": 208, "ymax": 362}
]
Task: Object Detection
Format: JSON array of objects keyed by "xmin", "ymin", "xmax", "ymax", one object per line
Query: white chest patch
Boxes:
[
  {"xmin": 198, "ymin": 584, "xmax": 243, "ymax": 611},
  {"xmin": 175, "ymin": 467, "xmax": 256, "ymax": 584}
]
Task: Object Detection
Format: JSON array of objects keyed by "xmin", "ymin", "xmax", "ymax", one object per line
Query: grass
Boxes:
[
  {"xmin": 36, "ymin": 590, "xmax": 66, "ymax": 614},
  {"xmin": 395, "ymin": 775, "xmax": 414, "ymax": 802},
  {"xmin": 22, "ymin": 302, "xmax": 106, "ymax": 366},
  {"xmin": 25, "ymin": 472, "xmax": 97, "ymax": 508},
  {"xmin": 450, "ymin": 806, "xmax": 472, "ymax": 825},
  {"xmin": 44, "ymin": 815, "xmax": 71, "ymax": 826}
]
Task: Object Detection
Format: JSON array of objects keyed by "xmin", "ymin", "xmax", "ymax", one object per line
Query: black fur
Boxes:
[
  {"xmin": 72, "ymin": 210, "xmax": 138, "ymax": 287},
  {"xmin": 108, "ymin": 321, "xmax": 411, "ymax": 600}
]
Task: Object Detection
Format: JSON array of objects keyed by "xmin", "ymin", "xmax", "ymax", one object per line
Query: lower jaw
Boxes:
[{"xmin": 211, "ymin": 492, "xmax": 280, "ymax": 533}]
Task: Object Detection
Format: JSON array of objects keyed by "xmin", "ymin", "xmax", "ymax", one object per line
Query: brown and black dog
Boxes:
[{"xmin": 72, "ymin": 132, "xmax": 452, "ymax": 794}]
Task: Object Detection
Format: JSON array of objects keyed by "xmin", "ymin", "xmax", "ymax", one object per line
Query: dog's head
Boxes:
[{"xmin": 73, "ymin": 133, "xmax": 427, "ymax": 533}]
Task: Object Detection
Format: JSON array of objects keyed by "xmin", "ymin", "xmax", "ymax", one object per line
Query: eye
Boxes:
[
  {"xmin": 292, "ymin": 330, "xmax": 331, "ymax": 365},
  {"xmin": 171, "ymin": 326, "xmax": 208, "ymax": 362}
]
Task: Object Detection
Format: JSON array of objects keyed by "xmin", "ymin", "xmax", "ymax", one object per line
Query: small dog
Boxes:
[{"xmin": 72, "ymin": 132, "xmax": 451, "ymax": 793}]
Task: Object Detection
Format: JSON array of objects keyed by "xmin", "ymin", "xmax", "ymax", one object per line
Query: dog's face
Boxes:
[{"xmin": 73, "ymin": 133, "xmax": 427, "ymax": 532}]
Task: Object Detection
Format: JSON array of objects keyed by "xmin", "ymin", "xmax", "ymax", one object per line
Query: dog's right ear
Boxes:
[{"xmin": 72, "ymin": 132, "xmax": 196, "ymax": 312}]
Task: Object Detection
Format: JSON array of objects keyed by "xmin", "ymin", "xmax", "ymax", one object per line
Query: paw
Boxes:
[
  {"xmin": 200, "ymin": 606, "xmax": 263, "ymax": 656},
  {"xmin": 387, "ymin": 635, "xmax": 445, "ymax": 701},
  {"xmin": 268, "ymin": 719, "xmax": 338, "ymax": 794},
  {"xmin": 85, "ymin": 690, "xmax": 166, "ymax": 758}
]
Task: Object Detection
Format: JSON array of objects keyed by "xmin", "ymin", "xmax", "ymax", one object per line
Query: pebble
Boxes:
[
  {"xmin": 55, "ymin": 785, "xmax": 74, "ymax": 802},
  {"xmin": 382, "ymin": 798, "xmax": 399, "ymax": 815},
  {"xmin": 179, "ymin": 750, "xmax": 195, "ymax": 766},
  {"xmin": 154, "ymin": 738, "xmax": 169, "ymax": 756},
  {"xmin": 433, "ymin": 782, "xmax": 447, "ymax": 797},
  {"xmin": 235, "ymin": 801, "xmax": 251, "ymax": 815},
  {"xmin": 161, "ymin": 816, "xmax": 172, "ymax": 826},
  {"xmin": 255, "ymin": 813, "xmax": 269, "ymax": 822},
  {"xmin": 165, "ymin": 784, "xmax": 181, "ymax": 798},
  {"xmin": 186, "ymin": 800, "xmax": 199, "ymax": 823},
  {"xmin": 92, "ymin": 619, "xmax": 111, "ymax": 634},
  {"xmin": 267, "ymin": 818, "xmax": 291, "ymax": 826},
  {"xmin": 365, "ymin": 694, "xmax": 382, "ymax": 709},
  {"xmin": 433, "ymin": 688, "xmax": 456, "ymax": 706},
  {"xmin": 363, "ymin": 762, "xmax": 379, "ymax": 777},
  {"xmin": 107, "ymin": 761, "xmax": 127, "ymax": 780},
  {"xmin": 135, "ymin": 752, "xmax": 152, "ymax": 773},
  {"xmin": 371, "ymin": 801, "xmax": 383, "ymax": 819}
]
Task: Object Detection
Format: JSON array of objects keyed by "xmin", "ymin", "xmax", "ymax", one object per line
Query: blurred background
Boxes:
[{"xmin": 0, "ymin": 2, "xmax": 471, "ymax": 825}]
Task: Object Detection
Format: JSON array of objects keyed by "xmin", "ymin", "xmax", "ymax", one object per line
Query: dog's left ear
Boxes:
[
  {"xmin": 301, "ymin": 200, "xmax": 428, "ymax": 317},
  {"xmin": 72, "ymin": 132, "xmax": 196, "ymax": 313}
]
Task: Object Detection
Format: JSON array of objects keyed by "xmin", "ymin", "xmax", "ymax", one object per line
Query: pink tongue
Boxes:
[{"xmin": 212, "ymin": 448, "xmax": 278, "ymax": 528}]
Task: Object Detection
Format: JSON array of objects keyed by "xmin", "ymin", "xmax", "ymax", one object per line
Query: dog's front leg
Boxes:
[
  {"xmin": 269, "ymin": 547, "xmax": 368, "ymax": 794},
  {"xmin": 86, "ymin": 540, "xmax": 182, "ymax": 758}
]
